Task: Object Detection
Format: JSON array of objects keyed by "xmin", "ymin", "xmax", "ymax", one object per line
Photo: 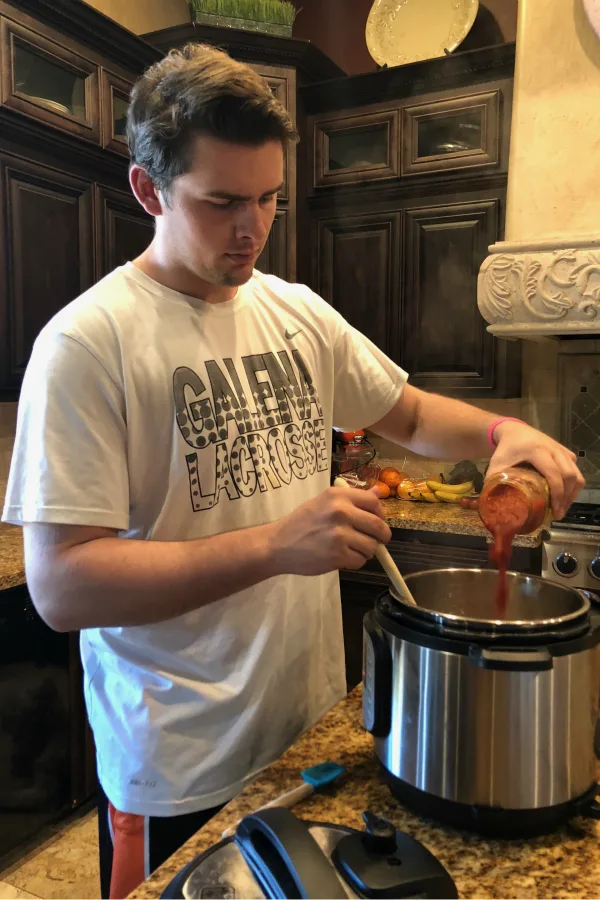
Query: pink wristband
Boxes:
[{"xmin": 487, "ymin": 417, "xmax": 523, "ymax": 451}]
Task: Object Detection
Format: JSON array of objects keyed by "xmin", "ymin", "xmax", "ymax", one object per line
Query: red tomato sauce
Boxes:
[{"xmin": 480, "ymin": 484, "xmax": 530, "ymax": 616}]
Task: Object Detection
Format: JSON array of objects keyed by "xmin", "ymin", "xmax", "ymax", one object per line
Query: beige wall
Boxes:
[
  {"xmin": 506, "ymin": 0, "xmax": 600, "ymax": 241},
  {"xmin": 83, "ymin": 0, "xmax": 189, "ymax": 35}
]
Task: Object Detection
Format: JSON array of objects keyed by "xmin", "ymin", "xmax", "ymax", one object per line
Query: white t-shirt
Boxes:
[{"xmin": 2, "ymin": 264, "xmax": 407, "ymax": 816}]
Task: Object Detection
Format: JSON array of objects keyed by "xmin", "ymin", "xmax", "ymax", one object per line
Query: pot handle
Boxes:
[
  {"xmin": 363, "ymin": 609, "xmax": 392, "ymax": 738},
  {"xmin": 468, "ymin": 646, "xmax": 553, "ymax": 671}
]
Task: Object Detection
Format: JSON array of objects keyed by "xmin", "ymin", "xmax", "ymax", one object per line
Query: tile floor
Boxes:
[{"xmin": 0, "ymin": 809, "xmax": 100, "ymax": 900}]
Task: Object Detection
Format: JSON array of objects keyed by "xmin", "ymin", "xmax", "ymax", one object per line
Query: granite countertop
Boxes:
[
  {"xmin": 129, "ymin": 689, "xmax": 600, "ymax": 900},
  {"xmin": 0, "ymin": 522, "xmax": 25, "ymax": 590},
  {"xmin": 382, "ymin": 498, "xmax": 544, "ymax": 547}
]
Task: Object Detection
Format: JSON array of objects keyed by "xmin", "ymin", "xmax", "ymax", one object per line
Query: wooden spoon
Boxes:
[{"xmin": 334, "ymin": 476, "xmax": 417, "ymax": 606}]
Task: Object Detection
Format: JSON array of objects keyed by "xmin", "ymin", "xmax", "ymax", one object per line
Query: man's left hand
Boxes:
[{"xmin": 487, "ymin": 420, "xmax": 585, "ymax": 520}]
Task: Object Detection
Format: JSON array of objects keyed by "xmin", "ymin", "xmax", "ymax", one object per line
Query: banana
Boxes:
[
  {"xmin": 427, "ymin": 479, "xmax": 474, "ymax": 495},
  {"xmin": 409, "ymin": 489, "xmax": 423, "ymax": 501},
  {"xmin": 421, "ymin": 490, "xmax": 440, "ymax": 503},
  {"xmin": 435, "ymin": 490, "xmax": 464, "ymax": 503}
]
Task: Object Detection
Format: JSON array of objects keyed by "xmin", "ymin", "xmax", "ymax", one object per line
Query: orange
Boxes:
[
  {"xmin": 380, "ymin": 467, "xmax": 409, "ymax": 488},
  {"xmin": 375, "ymin": 481, "xmax": 391, "ymax": 499}
]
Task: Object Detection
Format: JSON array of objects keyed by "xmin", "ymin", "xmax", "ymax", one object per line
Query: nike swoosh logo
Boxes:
[{"xmin": 285, "ymin": 328, "xmax": 302, "ymax": 340}]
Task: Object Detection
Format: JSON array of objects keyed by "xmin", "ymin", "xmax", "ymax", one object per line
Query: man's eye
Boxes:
[
  {"xmin": 260, "ymin": 194, "xmax": 276, "ymax": 206},
  {"xmin": 211, "ymin": 200, "xmax": 235, "ymax": 209}
]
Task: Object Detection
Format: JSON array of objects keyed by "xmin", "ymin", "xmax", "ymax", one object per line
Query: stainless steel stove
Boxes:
[{"xmin": 542, "ymin": 503, "xmax": 600, "ymax": 590}]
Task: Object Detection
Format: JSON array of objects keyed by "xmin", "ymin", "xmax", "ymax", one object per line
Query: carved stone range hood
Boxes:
[
  {"xmin": 476, "ymin": 0, "xmax": 600, "ymax": 340},
  {"xmin": 478, "ymin": 237, "xmax": 600, "ymax": 338}
]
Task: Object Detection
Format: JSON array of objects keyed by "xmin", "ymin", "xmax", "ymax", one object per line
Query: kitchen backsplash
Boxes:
[{"xmin": 557, "ymin": 341, "xmax": 600, "ymax": 488}]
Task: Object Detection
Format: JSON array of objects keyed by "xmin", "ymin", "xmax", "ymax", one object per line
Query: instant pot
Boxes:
[
  {"xmin": 161, "ymin": 807, "xmax": 458, "ymax": 899},
  {"xmin": 363, "ymin": 568, "xmax": 600, "ymax": 836}
]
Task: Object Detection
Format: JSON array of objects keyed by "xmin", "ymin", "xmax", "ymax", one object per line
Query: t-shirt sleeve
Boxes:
[
  {"xmin": 2, "ymin": 330, "xmax": 130, "ymax": 529},
  {"xmin": 317, "ymin": 294, "xmax": 408, "ymax": 432}
]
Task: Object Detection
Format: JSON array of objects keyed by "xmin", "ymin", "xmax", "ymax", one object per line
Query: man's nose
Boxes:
[{"xmin": 235, "ymin": 203, "xmax": 268, "ymax": 243}]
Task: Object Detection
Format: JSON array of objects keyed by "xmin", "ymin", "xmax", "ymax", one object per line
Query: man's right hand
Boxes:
[{"xmin": 267, "ymin": 486, "xmax": 392, "ymax": 576}]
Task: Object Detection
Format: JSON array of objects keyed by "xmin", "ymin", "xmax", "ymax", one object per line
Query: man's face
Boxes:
[{"xmin": 160, "ymin": 135, "xmax": 284, "ymax": 287}]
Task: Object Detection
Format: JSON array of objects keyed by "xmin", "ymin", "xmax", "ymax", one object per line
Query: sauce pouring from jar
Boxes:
[{"xmin": 474, "ymin": 467, "xmax": 550, "ymax": 616}]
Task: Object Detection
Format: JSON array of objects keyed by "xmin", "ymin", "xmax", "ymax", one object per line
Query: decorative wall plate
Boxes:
[
  {"xmin": 583, "ymin": 0, "xmax": 600, "ymax": 41},
  {"xmin": 366, "ymin": 0, "xmax": 479, "ymax": 68}
]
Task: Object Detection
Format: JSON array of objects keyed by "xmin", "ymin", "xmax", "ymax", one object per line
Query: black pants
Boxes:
[{"xmin": 97, "ymin": 782, "xmax": 224, "ymax": 899}]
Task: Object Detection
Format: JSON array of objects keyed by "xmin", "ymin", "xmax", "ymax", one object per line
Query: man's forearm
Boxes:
[
  {"xmin": 371, "ymin": 385, "xmax": 496, "ymax": 460},
  {"xmin": 26, "ymin": 522, "xmax": 279, "ymax": 631}
]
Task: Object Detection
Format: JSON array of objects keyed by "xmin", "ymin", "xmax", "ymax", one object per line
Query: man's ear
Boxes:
[{"xmin": 129, "ymin": 165, "xmax": 163, "ymax": 217}]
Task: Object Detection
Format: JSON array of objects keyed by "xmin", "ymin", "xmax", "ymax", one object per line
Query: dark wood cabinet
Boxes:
[
  {"xmin": 251, "ymin": 62, "xmax": 296, "ymax": 281},
  {"xmin": 257, "ymin": 207, "xmax": 289, "ymax": 281},
  {"xmin": 0, "ymin": 152, "xmax": 94, "ymax": 392},
  {"xmin": 0, "ymin": 0, "xmax": 161, "ymax": 397},
  {"xmin": 251, "ymin": 61, "xmax": 296, "ymax": 205},
  {"xmin": 402, "ymin": 194, "xmax": 520, "ymax": 397},
  {"xmin": 0, "ymin": 15, "xmax": 101, "ymax": 145},
  {"xmin": 315, "ymin": 211, "xmax": 401, "ymax": 357},
  {"xmin": 95, "ymin": 185, "xmax": 154, "ymax": 277},
  {"xmin": 303, "ymin": 44, "xmax": 520, "ymax": 399},
  {"xmin": 100, "ymin": 69, "xmax": 132, "ymax": 157},
  {"xmin": 314, "ymin": 107, "xmax": 400, "ymax": 188},
  {"xmin": 401, "ymin": 88, "xmax": 502, "ymax": 177}
]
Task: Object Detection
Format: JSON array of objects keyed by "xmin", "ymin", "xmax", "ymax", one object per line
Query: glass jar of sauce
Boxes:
[{"xmin": 477, "ymin": 465, "xmax": 550, "ymax": 536}]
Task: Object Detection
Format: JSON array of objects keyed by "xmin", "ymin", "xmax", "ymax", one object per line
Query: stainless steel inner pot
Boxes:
[{"xmin": 389, "ymin": 568, "xmax": 589, "ymax": 631}]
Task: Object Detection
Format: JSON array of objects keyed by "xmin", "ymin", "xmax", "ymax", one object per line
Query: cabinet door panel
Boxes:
[
  {"xmin": 0, "ymin": 154, "xmax": 94, "ymax": 393},
  {"xmin": 100, "ymin": 69, "xmax": 132, "ymax": 156},
  {"xmin": 257, "ymin": 207, "xmax": 288, "ymax": 281},
  {"xmin": 316, "ymin": 212, "xmax": 401, "ymax": 358},
  {"xmin": 0, "ymin": 17, "xmax": 100, "ymax": 144},
  {"xmin": 313, "ymin": 108, "xmax": 399, "ymax": 189},
  {"xmin": 402, "ymin": 89, "xmax": 501, "ymax": 176},
  {"xmin": 95, "ymin": 185, "xmax": 154, "ymax": 276},
  {"xmin": 402, "ymin": 197, "xmax": 519, "ymax": 396},
  {"xmin": 250, "ymin": 63, "xmax": 295, "ymax": 203}
]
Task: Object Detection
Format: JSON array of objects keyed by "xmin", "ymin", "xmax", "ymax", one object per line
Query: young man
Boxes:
[{"xmin": 2, "ymin": 44, "xmax": 583, "ymax": 899}]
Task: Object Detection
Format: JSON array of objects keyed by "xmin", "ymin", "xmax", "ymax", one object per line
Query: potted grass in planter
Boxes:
[{"xmin": 187, "ymin": 0, "xmax": 297, "ymax": 37}]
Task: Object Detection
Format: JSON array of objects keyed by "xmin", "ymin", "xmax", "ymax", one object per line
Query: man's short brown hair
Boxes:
[{"xmin": 127, "ymin": 43, "xmax": 298, "ymax": 201}]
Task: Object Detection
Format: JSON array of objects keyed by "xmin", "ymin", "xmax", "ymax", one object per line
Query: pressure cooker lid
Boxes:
[
  {"xmin": 172, "ymin": 824, "xmax": 352, "ymax": 899},
  {"xmin": 385, "ymin": 568, "xmax": 590, "ymax": 635},
  {"xmin": 161, "ymin": 808, "xmax": 459, "ymax": 900}
]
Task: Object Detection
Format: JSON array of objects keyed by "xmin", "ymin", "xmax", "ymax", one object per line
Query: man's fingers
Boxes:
[
  {"xmin": 550, "ymin": 449, "xmax": 584, "ymax": 518},
  {"xmin": 346, "ymin": 530, "xmax": 380, "ymax": 561},
  {"xmin": 348, "ymin": 506, "xmax": 391, "ymax": 543}
]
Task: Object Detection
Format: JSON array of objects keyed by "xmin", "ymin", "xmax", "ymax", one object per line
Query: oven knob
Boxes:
[
  {"xmin": 589, "ymin": 556, "xmax": 600, "ymax": 580},
  {"xmin": 553, "ymin": 551, "xmax": 579, "ymax": 577}
]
